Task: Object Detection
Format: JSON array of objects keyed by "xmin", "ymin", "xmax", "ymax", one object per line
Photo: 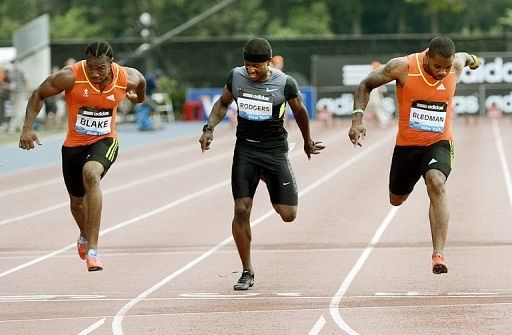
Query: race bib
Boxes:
[
  {"xmin": 409, "ymin": 100, "xmax": 447, "ymax": 133},
  {"xmin": 75, "ymin": 107, "xmax": 113, "ymax": 135},
  {"xmin": 237, "ymin": 88, "xmax": 273, "ymax": 121}
]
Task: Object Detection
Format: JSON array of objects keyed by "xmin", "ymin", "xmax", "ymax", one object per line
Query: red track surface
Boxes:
[{"xmin": 0, "ymin": 118, "xmax": 511, "ymax": 334}]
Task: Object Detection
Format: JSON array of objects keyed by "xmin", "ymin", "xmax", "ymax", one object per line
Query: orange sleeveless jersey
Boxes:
[
  {"xmin": 395, "ymin": 51, "xmax": 456, "ymax": 146},
  {"xmin": 63, "ymin": 60, "xmax": 128, "ymax": 147}
]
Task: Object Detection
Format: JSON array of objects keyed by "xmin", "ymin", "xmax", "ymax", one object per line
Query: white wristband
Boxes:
[{"xmin": 352, "ymin": 109, "xmax": 364, "ymax": 115}]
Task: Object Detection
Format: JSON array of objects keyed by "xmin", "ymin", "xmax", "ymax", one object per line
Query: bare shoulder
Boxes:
[
  {"xmin": 382, "ymin": 56, "xmax": 409, "ymax": 86},
  {"xmin": 125, "ymin": 66, "xmax": 143, "ymax": 79},
  {"xmin": 384, "ymin": 56, "xmax": 409, "ymax": 76},
  {"xmin": 453, "ymin": 52, "xmax": 469, "ymax": 74},
  {"xmin": 454, "ymin": 52, "xmax": 468, "ymax": 63},
  {"xmin": 220, "ymin": 85, "xmax": 234, "ymax": 105},
  {"xmin": 49, "ymin": 67, "xmax": 75, "ymax": 91},
  {"xmin": 124, "ymin": 66, "xmax": 145, "ymax": 88},
  {"xmin": 363, "ymin": 56, "xmax": 408, "ymax": 89}
]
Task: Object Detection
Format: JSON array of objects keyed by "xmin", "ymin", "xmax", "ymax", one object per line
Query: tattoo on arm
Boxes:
[
  {"xmin": 354, "ymin": 58, "xmax": 402, "ymax": 111},
  {"xmin": 365, "ymin": 61, "xmax": 398, "ymax": 90}
]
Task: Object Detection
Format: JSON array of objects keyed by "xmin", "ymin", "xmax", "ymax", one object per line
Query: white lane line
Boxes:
[
  {"xmin": 0, "ymin": 296, "xmax": 332, "ymax": 303},
  {"xmin": 0, "ymin": 127, "xmax": 301, "ymax": 224},
  {"xmin": 3, "ymin": 301, "xmax": 512, "ymax": 325},
  {"xmin": 0, "ymin": 202, "xmax": 70, "ymax": 227},
  {"xmin": 1, "ymin": 124, "xmax": 313, "ymax": 198},
  {"xmin": 0, "ymin": 152, "xmax": 231, "ymax": 227},
  {"xmin": 374, "ymin": 291, "xmax": 506, "ymax": 297},
  {"xmin": 0, "ymin": 178, "xmax": 62, "ymax": 198},
  {"xmin": 1, "ymin": 307, "xmax": 331, "ymax": 325},
  {"xmin": 111, "ymin": 133, "xmax": 394, "ymax": 335},
  {"xmin": 492, "ymin": 119, "xmax": 512, "ymax": 209},
  {"xmin": 3, "ymin": 291, "xmax": 510, "ymax": 304},
  {"xmin": 309, "ymin": 315, "xmax": 327, "ymax": 335},
  {"xmin": 0, "ymin": 133, "xmax": 236, "ymax": 198},
  {"xmin": 0, "ymin": 128, "xmax": 333, "ymax": 277},
  {"xmin": 0, "ymin": 315, "xmax": 104, "ymax": 324},
  {"xmin": 77, "ymin": 317, "xmax": 105, "ymax": 335},
  {"xmin": 110, "ymin": 211, "xmax": 272, "ymax": 335},
  {"xmin": 0, "ymin": 135, "xmax": 234, "ymax": 198},
  {"xmin": 0, "ymin": 294, "xmax": 110, "ymax": 302},
  {"xmin": 0, "ymin": 243, "xmax": 80, "ymax": 279},
  {"xmin": 0, "ymin": 180, "xmax": 230, "ymax": 279},
  {"xmin": 3, "ymin": 242, "xmax": 510, "ymax": 259},
  {"xmin": 327, "ymin": 206, "xmax": 399, "ymax": 335}
]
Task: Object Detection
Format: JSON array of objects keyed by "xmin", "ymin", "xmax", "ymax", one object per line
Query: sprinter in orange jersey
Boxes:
[
  {"xmin": 348, "ymin": 36, "xmax": 480, "ymax": 274},
  {"xmin": 18, "ymin": 41, "xmax": 146, "ymax": 272}
]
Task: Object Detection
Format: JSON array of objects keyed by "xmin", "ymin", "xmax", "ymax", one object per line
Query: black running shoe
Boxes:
[{"xmin": 233, "ymin": 270, "xmax": 254, "ymax": 291}]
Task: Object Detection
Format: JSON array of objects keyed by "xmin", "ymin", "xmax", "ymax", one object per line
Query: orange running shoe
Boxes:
[
  {"xmin": 86, "ymin": 250, "xmax": 103, "ymax": 272},
  {"xmin": 432, "ymin": 252, "xmax": 448, "ymax": 274},
  {"xmin": 77, "ymin": 236, "xmax": 88, "ymax": 260}
]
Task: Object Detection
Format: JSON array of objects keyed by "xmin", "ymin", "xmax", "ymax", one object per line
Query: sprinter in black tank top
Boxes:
[{"xmin": 199, "ymin": 37, "xmax": 324, "ymax": 290}]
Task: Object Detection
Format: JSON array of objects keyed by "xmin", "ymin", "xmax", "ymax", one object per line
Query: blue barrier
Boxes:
[{"xmin": 186, "ymin": 86, "xmax": 316, "ymax": 120}]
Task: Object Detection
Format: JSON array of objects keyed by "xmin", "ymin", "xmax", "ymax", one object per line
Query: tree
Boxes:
[
  {"xmin": 405, "ymin": 0, "xmax": 463, "ymax": 33},
  {"xmin": 51, "ymin": 8, "xmax": 105, "ymax": 39},
  {"xmin": 0, "ymin": 0, "xmax": 38, "ymax": 41},
  {"xmin": 0, "ymin": 0, "xmax": 510, "ymax": 44},
  {"xmin": 325, "ymin": 0, "xmax": 365, "ymax": 34}
]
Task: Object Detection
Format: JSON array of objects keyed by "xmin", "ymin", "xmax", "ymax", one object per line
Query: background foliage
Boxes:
[{"xmin": 1, "ymin": 0, "xmax": 512, "ymax": 42}]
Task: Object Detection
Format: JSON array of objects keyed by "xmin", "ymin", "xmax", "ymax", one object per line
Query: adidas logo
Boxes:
[
  {"xmin": 436, "ymin": 83, "xmax": 446, "ymax": 90},
  {"xmin": 106, "ymin": 94, "xmax": 115, "ymax": 101},
  {"xmin": 428, "ymin": 158, "xmax": 438, "ymax": 165}
]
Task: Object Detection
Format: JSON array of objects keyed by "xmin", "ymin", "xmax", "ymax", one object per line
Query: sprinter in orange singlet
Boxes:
[
  {"xmin": 18, "ymin": 41, "xmax": 146, "ymax": 272},
  {"xmin": 348, "ymin": 36, "xmax": 480, "ymax": 274}
]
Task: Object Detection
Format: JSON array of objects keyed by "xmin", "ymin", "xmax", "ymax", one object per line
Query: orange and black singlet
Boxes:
[
  {"xmin": 63, "ymin": 60, "xmax": 128, "ymax": 147},
  {"xmin": 395, "ymin": 51, "xmax": 456, "ymax": 146}
]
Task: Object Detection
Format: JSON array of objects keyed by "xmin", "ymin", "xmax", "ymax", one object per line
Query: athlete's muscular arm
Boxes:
[
  {"xmin": 19, "ymin": 68, "xmax": 75, "ymax": 150},
  {"xmin": 288, "ymin": 95, "xmax": 324, "ymax": 159},
  {"xmin": 354, "ymin": 58, "xmax": 406, "ymax": 110},
  {"xmin": 453, "ymin": 52, "xmax": 480, "ymax": 78},
  {"xmin": 349, "ymin": 57, "xmax": 408, "ymax": 147},
  {"xmin": 209, "ymin": 87, "xmax": 233, "ymax": 127},
  {"xmin": 199, "ymin": 87, "xmax": 233, "ymax": 153},
  {"xmin": 125, "ymin": 67, "xmax": 146, "ymax": 104}
]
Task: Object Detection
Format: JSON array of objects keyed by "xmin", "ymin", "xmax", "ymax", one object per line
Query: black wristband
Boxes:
[{"xmin": 202, "ymin": 124, "xmax": 214, "ymax": 132}]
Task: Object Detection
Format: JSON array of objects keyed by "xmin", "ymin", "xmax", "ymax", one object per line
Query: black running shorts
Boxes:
[
  {"xmin": 389, "ymin": 140, "xmax": 453, "ymax": 196},
  {"xmin": 231, "ymin": 142, "xmax": 298, "ymax": 206},
  {"xmin": 61, "ymin": 137, "xmax": 119, "ymax": 197}
]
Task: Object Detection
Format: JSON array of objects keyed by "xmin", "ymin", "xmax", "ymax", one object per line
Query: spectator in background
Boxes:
[
  {"xmin": 44, "ymin": 66, "xmax": 65, "ymax": 130},
  {"xmin": 486, "ymin": 102, "xmax": 502, "ymax": 118},
  {"xmin": 316, "ymin": 104, "xmax": 334, "ymax": 128},
  {"xmin": 0, "ymin": 65, "xmax": 10, "ymax": 131},
  {"xmin": 135, "ymin": 70, "xmax": 164, "ymax": 130},
  {"xmin": 7, "ymin": 59, "xmax": 28, "ymax": 134},
  {"xmin": 65, "ymin": 58, "xmax": 76, "ymax": 66},
  {"xmin": 270, "ymin": 55, "xmax": 284, "ymax": 71},
  {"xmin": 269, "ymin": 54, "xmax": 295, "ymax": 127},
  {"xmin": 145, "ymin": 72, "xmax": 157, "ymax": 96},
  {"xmin": 365, "ymin": 61, "xmax": 391, "ymax": 128}
]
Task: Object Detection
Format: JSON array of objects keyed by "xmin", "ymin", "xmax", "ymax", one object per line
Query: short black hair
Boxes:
[
  {"xmin": 243, "ymin": 38, "xmax": 272, "ymax": 62},
  {"xmin": 85, "ymin": 41, "xmax": 113, "ymax": 59},
  {"xmin": 428, "ymin": 36, "xmax": 455, "ymax": 58}
]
